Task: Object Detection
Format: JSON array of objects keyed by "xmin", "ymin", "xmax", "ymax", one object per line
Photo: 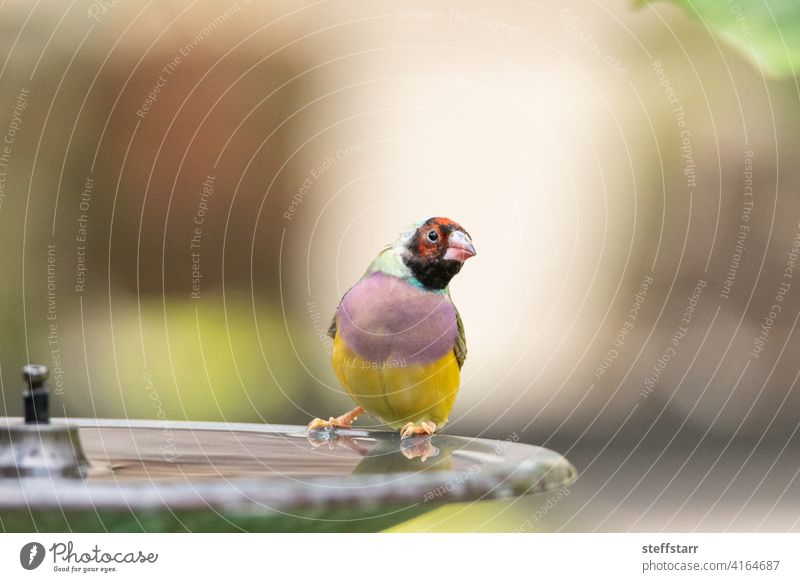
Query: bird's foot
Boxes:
[
  {"xmin": 400, "ymin": 421, "xmax": 437, "ymax": 439},
  {"xmin": 307, "ymin": 406, "xmax": 365, "ymax": 432}
]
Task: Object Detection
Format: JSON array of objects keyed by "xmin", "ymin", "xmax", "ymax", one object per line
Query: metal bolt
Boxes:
[
  {"xmin": 22, "ymin": 364, "xmax": 49, "ymax": 387},
  {"xmin": 21, "ymin": 364, "xmax": 50, "ymax": 424}
]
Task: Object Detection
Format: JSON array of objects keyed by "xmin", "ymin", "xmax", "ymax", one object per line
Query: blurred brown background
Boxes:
[{"xmin": 1, "ymin": 0, "xmax": 799, "ymax": 531}]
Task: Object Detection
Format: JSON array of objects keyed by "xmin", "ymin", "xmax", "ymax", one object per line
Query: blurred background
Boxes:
[{"xmin": 1, "ymin": 0, "xmax": 800, "ymax": 532}]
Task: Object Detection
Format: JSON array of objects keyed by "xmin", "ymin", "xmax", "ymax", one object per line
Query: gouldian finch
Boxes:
[{"xmin": 308, "ymin": 217, "xmax": 476, "ymax": 438}]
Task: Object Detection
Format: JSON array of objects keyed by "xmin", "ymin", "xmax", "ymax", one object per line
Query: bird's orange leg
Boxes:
[
  {"xmin": 307, "ymin": 406, "xmax": 365, "ymax": 431},
  {"xmin": 400, "ymin": 421, "xmax": 438, "ymax": 439}
]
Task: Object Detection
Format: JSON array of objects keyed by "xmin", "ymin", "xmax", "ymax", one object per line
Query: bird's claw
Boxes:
[
  {"xmin": 307, "ymin": 417, "xmax": 345, "ymax": 431},
  {"xmin": 400, "ymin": 421, "xmax": 437, "ymax": 439},
  {"xmin": 307, "ymin": 407, "xmax": 365, "ymax": 432}
]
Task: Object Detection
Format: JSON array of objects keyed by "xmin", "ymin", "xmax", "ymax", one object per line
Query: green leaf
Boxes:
[{"xmin": 648, "ymin": 0, "xmax": 800, "ymax": 77}]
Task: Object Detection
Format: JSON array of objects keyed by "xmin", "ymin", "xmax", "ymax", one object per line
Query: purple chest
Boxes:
[{"xmin": 336, "ymin": 272, "xmax": 458, "ymax": 365}]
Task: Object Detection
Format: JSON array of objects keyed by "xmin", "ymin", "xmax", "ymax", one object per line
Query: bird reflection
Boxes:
[{"xmin": 307, "ymin": 428, "xmax": 454, "ymax": 474}]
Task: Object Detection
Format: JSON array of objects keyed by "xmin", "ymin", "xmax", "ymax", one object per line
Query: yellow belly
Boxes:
[{"xmin": 331, "ymin": 332, "xmax": 460, "ymax": 429}]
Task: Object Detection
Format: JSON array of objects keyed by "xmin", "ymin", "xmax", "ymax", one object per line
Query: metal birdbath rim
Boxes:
[
  {"xmin": 0, "ymin": 417, "xmax": 576, "ymax": 510},
  {"xmin": 0, "ymin": 416, "xmax": 577, "ymax": 532}
]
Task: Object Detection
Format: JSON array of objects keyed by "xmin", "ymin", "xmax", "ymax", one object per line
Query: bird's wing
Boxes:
[
  {"xmin": 454, "ymin": 304, "xmax": 467, "ymax": 369},
  {"xmin": 327, "ymin": 312, "xmax": 337, "ymax": 339}
]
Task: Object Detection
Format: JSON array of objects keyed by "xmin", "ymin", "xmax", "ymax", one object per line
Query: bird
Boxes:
[{"xmin": 308, "ymin": 217, "xmax": 476, "ymax": 438}]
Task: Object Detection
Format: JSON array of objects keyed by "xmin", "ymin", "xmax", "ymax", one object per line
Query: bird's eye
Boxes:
[{"xmin": 427, "ymin": 230, "xmax": 439, "ymax": 242}]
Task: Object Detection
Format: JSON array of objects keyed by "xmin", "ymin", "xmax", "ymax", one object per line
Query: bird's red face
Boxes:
[
  {"xmin": 410, "ymin": 217, "xmax": 476, "ymax": 262},
  {"xmin": 403, "ymin": 217, "xmax": 476, "ymax": 289}
]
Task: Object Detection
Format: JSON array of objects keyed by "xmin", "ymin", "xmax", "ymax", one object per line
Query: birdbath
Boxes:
[{"xmin": 0, "ymin": 367, "xmax": 576, "ymax": 532}]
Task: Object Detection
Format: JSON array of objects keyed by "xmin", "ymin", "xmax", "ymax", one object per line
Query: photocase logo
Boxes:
[{"xmin": 19, "ymin": 542, "xmax": 46, "ymax": 570}]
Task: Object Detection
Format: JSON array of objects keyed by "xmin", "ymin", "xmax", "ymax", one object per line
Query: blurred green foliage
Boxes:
[
  {"xmin": 46, "ymin": 293, "xmax": 320, "ymax": 424},
  {"xmin": 651, "ymin": 0, "xmax": 800, "ymax": 76}
]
